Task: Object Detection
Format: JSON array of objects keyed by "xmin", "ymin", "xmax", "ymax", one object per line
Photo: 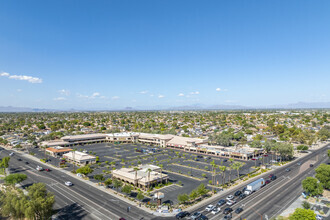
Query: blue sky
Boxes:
[{"xmin": 0, "ymin": 0, "xmax": 329, "ymax": 109}]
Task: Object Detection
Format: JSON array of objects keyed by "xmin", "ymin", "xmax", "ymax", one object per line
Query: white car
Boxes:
[
  {"xmin": 211, "ymin": 207, "xmax": 221, "ymax": 214},
  {"xmin": 205, "ymin": 205, "xmax": 215, "ymax": 211},
  {"xmin": 9, "ymin": 152, "xmax": 14, "ymax": 156},
  {"xmin": 65, "ymin": 181, "xmax": 73, "ymax": 186},
  {"xmin": 226, "ymin": 195, "xmax": 234, "ymax": 200},
  {"xmin": 36, "ymin": 166, "xmax": 43, "ymax": 171},
  {"xmin": 226, "ymin": 200, "xmax": 236, "ymax": 206}
]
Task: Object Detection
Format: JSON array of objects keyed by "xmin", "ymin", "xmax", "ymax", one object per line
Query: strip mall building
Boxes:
[{"xmin": 41, "ymin": 132, "xmax": 262, "ymax": 160}]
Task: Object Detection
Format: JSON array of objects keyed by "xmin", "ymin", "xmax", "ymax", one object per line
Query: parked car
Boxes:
[
  {"xmin": 25, "ymin": 161, "xmax": 29, "ymax": 164},
  {"xmin": 269, "ymin": 174, "xmax": 275, "ymax": 178},
  {"xmin": 217, "ymin": 199, "xmax": 226, "ymax": 206},
  {"xmin": 265, "ymin": 180, "xmax": 271, "ymax": 184},
  {"xmin": 297, "ymin": 162, "xmax": 302, "ymax": 165},
  {"xmin": 226, "ymin": 200, "xmax": 236, "ymax": 206},
  {"xmin": 176, "ymin": 211, "xmax": 190, "ymax": 219},
  {"xmin": 211, "ymin": 207, "xmax": 221, "ymax": 214},
  {"xmin": 223, "ymin": 208, "xmax": 233, "ymax": 215},
  {"xmin": 65, "ymin": 181, "xmax": 73, "ymax": 186},
  {"xmin": 226, "ymin": 195, "xmax": 234, "ymax": 200},
  {"xmin": 234, "ymin": 190, "xmax": 242, "ymax": 196},
  {"xmin": 310, "ymin": 164, "xmax": 314, "ymax": 167},
  {"xmin": 223, "ymin": 159, "xmax": 227, "ymax": 162},
  {"xmin": 239, "ymin": 193, "xmax": 246, "ymax": 199},
  {"xmin": 190, "ymin": 212, "xmax": 202, "ymax": 219},
  {"xmin": 205, "ymin": 205, "xmax": 215, "ymax": 211},
  {"xmin": 235, "ymin": 208, "xmax": 243, "ymax": 214},
  {"xmin": 251, "ymin": 158, "xmax": 256, "ymax": 160},
  {"xmin": 316, "ymin": 214, "xmax": 323, "ymax": 220}
]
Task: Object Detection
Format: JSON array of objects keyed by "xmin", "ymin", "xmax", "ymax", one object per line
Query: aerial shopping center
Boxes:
[{"xmin": 41, "ymin": 132, "xmax": 263, "ymax": 161}]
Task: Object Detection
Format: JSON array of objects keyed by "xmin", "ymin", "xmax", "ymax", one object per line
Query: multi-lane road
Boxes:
[
  {"xmin": 1, "ymin": 144, "xmax": 329, "ymax": 220},
  {"xmin": 189, "ymin": 144, "xmax": 330, "ymax": 220},
  {"xmin": 1, "ymin": 148, "xmax": 154, "ymax": 220}
]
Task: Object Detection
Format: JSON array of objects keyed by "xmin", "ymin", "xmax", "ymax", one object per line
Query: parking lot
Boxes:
[{"xmin": 29, "ymin": 143, "xmax": 268, "ymax": 205}]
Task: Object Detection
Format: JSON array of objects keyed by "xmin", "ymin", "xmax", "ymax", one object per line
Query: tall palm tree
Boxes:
[
  {"xmin": 229, "ymin": 158, "xmax": 234, "ymax": 182},
  {"xmin": 218, "ymin": 165, "xmax": 226, "ymax": 186},
  {"xmin": 159, "ymin": 164, "xmax": 163, "ymax": 185},
  {"xmin": 146, "ymin": 168, "xmax": 152, "ymax": 190},
  {"xmin": 133, "ymin": 167, "xmax": 139, "ymax": 187}
]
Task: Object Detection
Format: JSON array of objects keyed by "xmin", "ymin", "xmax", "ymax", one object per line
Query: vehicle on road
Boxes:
[
  {"xmin": 223, "ymin": 208, "xmax": 233, "ymax": 215},
  {"xmin": 217, "ymin": 199, "xmax": 226, "ymax": 206},
  {"xmin": 205, "ymin": 205, "xmax": 215, "ymax": 211},
  {"xmin": 297, "ymin": 162, "xmax": 302, "ymax": 165},
  {"xmin": 226, "ymin": 195, "xmax": 234, "ymax": 200},
  {"xmin": 45, "ymin": 169, "xmax": 50, "ymax": 172},
  {"xmin": 190, "ymin": 212, "xmax": 202, "ymax": 219},
  {"xmin": 270, "ymin": 175, "xmax": 277, "ymax": 181},
  {"xmin": 9, "ymin": 152, "xmax": 14, "ymax": 156},
  {"xmin": 222, "ymin": 215, "xmax": 232, "ymax": 220},
  {"xmin": 244, "ymin": 178, "xmax": 265, "ymax": 195},
  {"xmin": 36, "ymin": 166, "xmax": 43, "ymax": 171},
  {"xmin": 285, "ymin": 168, "xmax": 291, "ymax": 172},
  {"xmin": 223, "ymin": 159, "xmax": 227, "ymax": 162},
  {"xmin": 239, "ymin": 193, "xmax": 246, "ymax": 199},
  {"xmin": 234, "ymin": 190, "xmax": 242, "ymax": 196},
  {"xmin": 25, "ymin": 161, "xmax": 29, "ymax": 164},
  {"xmin": 270, "ymin": 160, "xmax": 277, "ymax": 163},
  {"xmin": 211, "ymin": 207, "xmax": 220, "ymax": 214},
  {"xmin": 235, "ymin": 208, "xmax": 243, "ymax": 214},
  {"xmin": 265, "ymin": 180, "xmax": 271, "ymax": 185},
  {"xmin": 17, "ymin": 158, "xmax": 22, "ymax": 161},
  {"xmin": 65, "ymin": 181, "xmax": 73, "ymax": 186},
  {"xmin": 226, "ymin": 200, "xmax": 236, "ymax": 206},
  {"xmin": 196, "ymin": 215, "xmax": 208, "ymax": 220},
  {"xmin": 176, "ymin": 211, "xmax": 190, "ymax": 219},
  {"xmin": 310, "ymin": 163, "xmax": 314, "ymax": 167},
  {"xmin": 251, "ymin": 158, "xmax": 256, "ymax": 160},
  {"xmin": 269, "ymin": 174, "xmax": 275, "ymax": 178}
]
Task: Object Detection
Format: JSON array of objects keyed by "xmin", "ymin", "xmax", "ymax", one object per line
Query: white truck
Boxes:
[{"xmin": 244, "ymin": 178, "xmax": 265, "ymax": 195}]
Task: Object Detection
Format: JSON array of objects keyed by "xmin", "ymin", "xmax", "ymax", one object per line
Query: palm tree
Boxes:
[
  {"xmin": 159, "ymin": 164, "xmax": 163, "ymax": 185},
  {"xmin": 218, "ymin": 165, "xmax": 226, "ymax": 186},
  {"xmin": 254, "ymin": 150, "xmax": 258, "ymax": 167},
  {"xmin": 229, "ymin": 158, "xmax": 234, "ymax": 182},
  {"xmin": 234, "ymin": 162, "xmax": 244, "ymax": 179},
  {"xmin": 133, "ymin": 167, "xmax": 139, "ymax": 187},
  {"xmin": 146, "ymin": 168, "xmax": 152, "ymax": 190}
]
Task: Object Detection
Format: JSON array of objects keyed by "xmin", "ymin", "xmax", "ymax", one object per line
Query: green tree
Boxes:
[
  {"xmin": 177, "ymin": 193, "xmax": 189, "ymax": 204},
  {"xmin": 4, "ymin": 173, "xmax": 27, "ymax": 185},
  {"xmin": 0, "ymin": 156, "xmax": 10, "ymax": 176},
  {"xmin": 315, "ymin": 163, "xmax": 330, "ymax": 189},
  {"xmin": 0, "ymin": 187, "xmax": 28, "ymax": 219},
  {"xmin": 137, "ymin": 191, "xmax": 144, "ymax": 201},
  {"xmin": 25, "ymin": 183, "xmax": 55, "ymax": 220},
  {"xmin": 302, "ymin": 177, "xmax": 323, "ymax": 196},
  {"xmin": 76, "ymin": 165, "xmax": 93, "ymax": 176},
  {"xmin": 289, "ymin": 208, "xmax": 316, "ymax": 220},
  {"xmin": 197, "ymin": 183, "xmax": 208, "ymax": 196},
  {"xmin": 302, "ymin": 201, "xmax": 311, "ymax": 209},
  {"xmin": 113, "ymin": 179, "xmax": 123, "ymax": 192},
  {"xmin": 121, "ymin": 185, "xmax": 132, "ymax": 195},
  {"xmin": 189, "ymin": 190, "xmax": 198, "ymax": 200},
  {"xmin": 104, "ymin": 178, "xmax": 112, "ymax": 186},
  {"xmin": 93, "ymin": 174, "xmax": 105, "ymax": 181}
]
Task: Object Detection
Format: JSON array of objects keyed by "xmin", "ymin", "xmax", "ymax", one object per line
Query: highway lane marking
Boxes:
[
  {"xmin": 52, "ymin": 184, "xmax": 120, "ymax": 220},
  {"xmin": 48, "ymin": 185, "xmax": 103, "ymax": 220},
  {"xmin": 208, "ymin": 177, "xmax": 289, "ymax": 219}
]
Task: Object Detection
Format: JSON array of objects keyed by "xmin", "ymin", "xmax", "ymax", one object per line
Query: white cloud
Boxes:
[
  {"xmin": 17, "ymin": 89, "xmax": 22, "ymax": 92},
  {"xmin": 1, "ymin": 72, "xmax": 42, "ymax": 83},
  {"xmin": 158, "ymin": 95, "xmax": 165, "ymax": 98},
  {"xmin": 59, "ymin": 89, "xmax": 70, "ymax": 96},
  {"xmin": 216, "ymin": 88, "xmax": 221, "ymax": 91},
  {"xmin": 140, "ymin": 90, "xmax": 148, "ymax": 94},
  {"xmin": 54, "ymin": 97, "xmax": 66, "ymax": 101},
  {"xmin": 190, "ymin": 91, "xmax": 200, "ymax": 95},
  {"xmin": 111, "ymin": 96, "xmax": 119, "ymax": 100},
  {"xmin": 178, "ymin": 93, "xmax": 185, "ymax": 97},
  {"xmin": 77, "ymin": 92, "xmax": 105, "ymax": 99},
  {"xmin": 92, "ymin": 92, "xmax": 100, "ymax": 97}
]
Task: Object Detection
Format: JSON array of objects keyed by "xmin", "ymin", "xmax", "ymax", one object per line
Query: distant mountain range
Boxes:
[{"xmin": 0, "ymin": 102, "xmax": 329, "ymax": 112}]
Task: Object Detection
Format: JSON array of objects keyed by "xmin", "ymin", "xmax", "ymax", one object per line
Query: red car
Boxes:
[
  {"xmin": 263, "ymin": 154, "xmax": 268, "ymax": 157},
  {"xmin": 251, "ymin": 158, "xmax": 256, "ymax": 160},
  {"xmin": 45, "ymin": 169, "xmax": 51, "ymax": 172},
  {"xmin": 265, "ymin": 180, "xmax": 271, "ymax": 184}
]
